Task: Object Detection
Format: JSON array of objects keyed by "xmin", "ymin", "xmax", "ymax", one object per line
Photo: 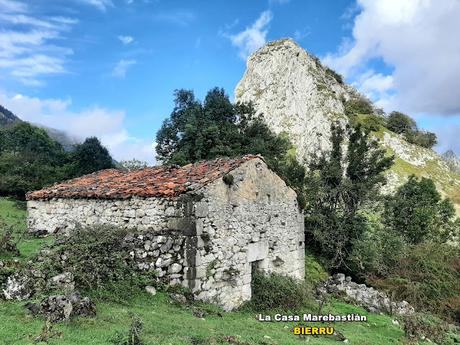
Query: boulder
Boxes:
[
  {"xmin": 26, "ymin": 292, "xmax": 96, "ymax": 322},
  {"xmin": 317, "ymin": 274, "xmax": 415, "ymax": 316},
  {"xmin": 3, "ymin": 273, "xmax": 34, "ymax": 300}
]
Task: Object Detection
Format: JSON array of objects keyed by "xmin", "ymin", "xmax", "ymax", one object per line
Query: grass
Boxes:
[
  {"xmin": 0, "ymin": 197, "xmax": 53, "ymax": 261},
  {"xmin": 0, "ymin": 197, "xmax": 408, "ymax": 344},
  {"xmin": 0, "ymin": 292, "xmax": 406, "ymax": 345}
]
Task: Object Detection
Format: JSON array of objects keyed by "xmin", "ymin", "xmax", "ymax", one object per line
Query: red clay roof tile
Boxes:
[{"xmin": 26, "ymin": 155, "xmax": 261, "ymax": 200}]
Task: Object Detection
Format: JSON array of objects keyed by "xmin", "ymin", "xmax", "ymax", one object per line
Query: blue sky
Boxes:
[{"xmin": 1, "ymin": 0, "xmax": 459, "ymax": 164}]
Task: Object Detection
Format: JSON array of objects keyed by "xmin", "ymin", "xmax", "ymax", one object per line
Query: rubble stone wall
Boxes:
[
  {"xmin": 186, "ymin": 158, "xmax": 305, "ymax": 310},
  {"xmin": 27, "ymin": 197, "xmax": 193, "ymax": 285}
]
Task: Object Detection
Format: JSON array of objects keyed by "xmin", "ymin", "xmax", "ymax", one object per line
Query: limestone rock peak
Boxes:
[{"xmin": 235, "ymin": 38, "xmax": 354, "ymax": 162}]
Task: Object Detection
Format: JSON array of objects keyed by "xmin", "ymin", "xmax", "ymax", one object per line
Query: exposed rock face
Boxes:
[
  {"xmin": 318, "ymin": 274, "xmax": 414, "ymax": 316},
  {"xmin": 235, "ymin": 38, "xmax": 352, "ymax": 163},
  {"xmin": 236, "ymin": 38, "xmax": 460, "ymax": 214}
]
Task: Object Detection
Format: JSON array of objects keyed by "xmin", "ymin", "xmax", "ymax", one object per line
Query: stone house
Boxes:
[{"xmin": 26, "ymin": 155, "xmax": 305, "ymax": 310}]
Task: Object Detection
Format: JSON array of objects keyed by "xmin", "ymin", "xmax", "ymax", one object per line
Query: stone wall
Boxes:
[
  {"xmin": 27, "ymin": 197, "xmax": 194, "ymax": 285},
  {"xmin": 185, "ymin": 158, "xmax": 305, "ymax": 310},
  {"xmin": 27, "ymin": 197, "xmax": 189, "ymax": 234}
]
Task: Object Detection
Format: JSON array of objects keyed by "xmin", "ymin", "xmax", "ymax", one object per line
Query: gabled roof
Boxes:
[{"xmin": 26, "ymin": 155, "xmax": 262, "ymax": 200}]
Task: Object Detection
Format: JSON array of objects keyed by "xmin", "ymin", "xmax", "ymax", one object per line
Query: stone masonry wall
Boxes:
[
  {"xmin": 27, "ymin": 197, "xmax": 193, "ymax": 285},
  {"xmin": 185, "ymin": 158, "xmax": 305, "ymax": 310}
]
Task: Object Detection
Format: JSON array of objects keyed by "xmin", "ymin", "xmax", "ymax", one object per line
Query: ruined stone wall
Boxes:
[
  {"xmin": 27, "ymin": 197, "xmax": 193, "ymax": 285},
  {"xmin": 186, "ymin": 158, "xmax": 305, "ymax": 310},
  {"xmin": 27, "ymin": 197, "xmax": 190, "ymax": 234}
]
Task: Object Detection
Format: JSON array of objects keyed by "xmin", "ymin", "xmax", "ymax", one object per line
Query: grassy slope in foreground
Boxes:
[{"xmin": 0, "ymin": 197, "xmax": 406, "ymax": 344}]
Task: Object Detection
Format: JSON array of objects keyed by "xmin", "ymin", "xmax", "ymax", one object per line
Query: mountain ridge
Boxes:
[
  {"xmin": 0, "ymin": 104, "xmax": 79, "ymax": 151},
  {"xmin": 235, "ymin": 38, "xmax": 460, "ymax": 214}
]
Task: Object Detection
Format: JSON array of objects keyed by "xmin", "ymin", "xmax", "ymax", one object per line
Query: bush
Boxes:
[
  {"xmin": 304, "ymin": 251, "xmax": 328, "ymax": 286},
  {"xmin": 360, "ymin": 114, "xmax": 387, "ymax": 132},
  {"xmin": 325, "ymin": 67, "xmax": 344, "ymax": 84},
  {"xmin": 349, "ymin": 215, "xmax": 406, "ymax": 278},
  {"xmin": 110, "ymin": 314, "xmax": 144, "ymax": 345},
  {"xmin": 384, "ymin": 176, "xmax": 458, "ymax": 245},
  {"xmin": 370, "ymin": 242, "xmax": 460, "ymax": 322},
  {"xmin": 386, "ymin": 111, "xmax": 416, "ymax": 135},
  {"xmin": 246, "ymin": 271, "xmax": 316, "ymax": 312},
  {"xmin": 0, "ymin": 221, "xmax": 19, "ymax": 257},
  {"xmin": 39, "ymin": 226, "xmax": 154, "ymax": 297},
  {"xmin": 402, "ymin": 312, "xmax": 457, "ymax": 344},
  {"xmin": 344, "ymin": 97, "xmax": 374, "ymax": 116},
  {"xmin": 405, "ymin": 130, "xmax": 437, "ymax": 149}
]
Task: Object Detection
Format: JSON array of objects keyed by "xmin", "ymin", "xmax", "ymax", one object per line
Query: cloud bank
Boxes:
[{"xmin": 324, "ymin": 0, "xmax": 460, "ymax": 116}]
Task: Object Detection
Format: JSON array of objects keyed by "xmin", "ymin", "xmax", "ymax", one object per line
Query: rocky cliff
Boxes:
[
  {"xmin": 235, "ymin": 38, "xmax": 354, "ymax": 164},
  {"xmin": 235, "ymin": 38, "xmax": 460, "ymax": 213}
]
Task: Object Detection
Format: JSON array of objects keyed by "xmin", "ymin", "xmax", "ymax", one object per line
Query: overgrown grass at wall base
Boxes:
[{"xmin": 244, "ymin": 271, "xmax": 317, "ymax": 312}]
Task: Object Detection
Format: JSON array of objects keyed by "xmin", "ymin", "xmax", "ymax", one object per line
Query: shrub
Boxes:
[
  {"xmin": 349, "ymin": 220, "xmax": 406, "ymax": 278},
  {"xmin": 325, "ymin": 67, "xmax": 344, "ymax": 84},
  {"xmin": 0, "ymin": 221, "xmax": 19, "ymax": 257},
  {"xmin": 344, "ymin": 97, "xmax": 374, "ymax": 116},
  {"xmin": 386, "ymin": 111, "xmax": 417, "ymax": 135},
  {"xmin": 402, "ymin": 312, "xmax": 455, "ymax": 344},
  {"xmin": 370, "ymin": 242, "xmax": 460, "ymax": 322},
  {"xmin": 383, "ymin": 176, "xmax": 458, "ymax": 245},
  {"xmin": 39, "ymin": 226, "xmax": 155, "ymax": 297},
  {"xmin": 304, "ymin": 251, "xmax": 328, "ymax": 286},
  {"xmin": 405, "ymin": 130, "xmax": 437, "ymax": 149},
  {"xmin": 246, "ymin": 271, "xmax": 316, "ymax": 312},
  {"xmin": 360, "ymin": 114, "xmax": 387, "ymax": 132}
]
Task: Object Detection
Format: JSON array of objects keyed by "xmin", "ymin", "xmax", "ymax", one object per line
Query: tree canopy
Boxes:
[
  {"xmin": 0, "ymin": 122, "xmax": 114, "ymax": 197},
  {"xmin": 155, "ymin": 87, "xmax": 306, "ymax": 206},
  {"xmin": 304, "ymin": 123, "xmax": 394, "ymax": 270}
]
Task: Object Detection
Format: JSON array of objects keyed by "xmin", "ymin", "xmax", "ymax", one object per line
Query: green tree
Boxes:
[
  {"xmin": 71, "ymin": 137, "xmax": 114, "ymax": 177},
  {"xmin": 155, "ymin": 88, "xmax": 306, "ymax": 206},
  {"xmin": 383, "ymin": 176, "xmax": 458, "ymax": 244},
  {"xmin": 304, "ymin": 123, "xmax": 394, "ymax": 270},
  {"xmin": 0, "ymin": 122, "xmax": 70, "ymax": 197},
  {"xmin": 119, "ymin": 159, "xmax": 149, "ymax": 171},
  {"xmin": 386, "ymin": 111, "xmax": 417, "ymax": 134},
  {"xmin": 405, "ymin": 130, "xmax": 438, "ymax": 149}
]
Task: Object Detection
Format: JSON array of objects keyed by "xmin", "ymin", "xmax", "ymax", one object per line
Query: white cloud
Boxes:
[
  {"xmin": 111, "ymin": 59, "xmax": 136, "ymax": 78},
  {"xmin": 324, "ymin": 0, "xmax": 460, "ymax": 115},
  {"xmin": 228, "ymin": 10, "xmax": 273, "ymax": 60},
  {"xmin": 0, "ymin": 0, "xmax": 75, "ymax": 85},
  {"xmin": 78, "ymin": 0, "xmax": 113, "ymax": 11},
  {"xmin": 153, "ymin": 11, "xmax": 195, "ymax": 26},
  {"xmin": 118, "ymin": 35, "xmax": 134, "ymax": 45},
  {"xmin": 0, "ymin": 0, "xmax": 26, "ymax": 12},
  {"xmin": 0, "ymin": 91, "xmax": 156, "ymax": 164}
]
